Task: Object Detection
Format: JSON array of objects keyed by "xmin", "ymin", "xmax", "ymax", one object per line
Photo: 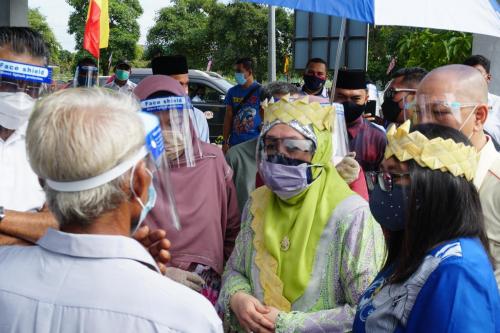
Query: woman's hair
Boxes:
[{"xmin": 390, "ymin": 123, "xmax": 491, "ymax": 283}]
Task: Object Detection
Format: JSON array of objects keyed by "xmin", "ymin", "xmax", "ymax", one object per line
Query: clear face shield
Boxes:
[
  {"xmin": 140, "ymin": 95, "xmax": 202, "ymax": 168},
  {"xmin": 73, "ymin": 65, "xmax": 98, "ymax": 88},
  {"xmin": 0, "ymin": 59, "xmax": 52, "ymax": 130},
  {"xmin": 331, "ymin": 103, "xmax": 350, "ymax": 164},
  {"xmin": 404, "ymin": 93, "xmax": 479, "ymax": 130},
  {"xmin": 45, "ymin": 112, "xmax": 180, "ymax": 232}
]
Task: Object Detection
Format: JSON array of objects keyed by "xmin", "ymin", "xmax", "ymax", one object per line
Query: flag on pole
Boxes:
[
  {"xmin": 108, "ymin": 51, "xmax": 113, "ymax": 69},
  {"xmin": 386, "ymin": 57, "xmax": 397, "ymax": 75},
  {"xmin": 83, "ymin": 0, "xmax": 110, "ymax": 59},
  {"xmin": 283, "ymin": 55, "xmax": 290, "ymax": 74}
]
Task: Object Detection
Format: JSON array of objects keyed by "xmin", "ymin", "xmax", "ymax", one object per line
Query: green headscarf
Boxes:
[{"xmin": 262, "ymin": 123, "xmax": 354, "ymax": 303}]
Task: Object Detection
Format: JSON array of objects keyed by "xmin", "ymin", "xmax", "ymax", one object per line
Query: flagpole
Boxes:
[
  {"xmin": 97, "ymin": 56, "xmax": 100, "ymax": 87},
  {"xmin": 330, "ymin": 17, "xmax": 346, "ymax": 103}
]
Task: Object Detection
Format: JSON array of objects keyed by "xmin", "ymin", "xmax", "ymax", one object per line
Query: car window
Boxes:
[{"xmin": 189, "ymin": 83, "xmax": 223, "ymax": 103}]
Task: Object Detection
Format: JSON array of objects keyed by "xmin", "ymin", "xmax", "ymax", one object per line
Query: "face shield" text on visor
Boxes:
[{"xmin": 140, "ymin": 95, "xmax": 202, "ymax": 168}]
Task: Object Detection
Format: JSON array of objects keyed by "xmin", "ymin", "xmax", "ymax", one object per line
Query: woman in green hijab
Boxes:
[{"xmin": 218, "ymin": 96, "xmax": 386, "ymax": 332}]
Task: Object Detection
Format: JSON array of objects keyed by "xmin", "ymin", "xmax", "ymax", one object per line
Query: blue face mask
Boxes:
[
  {"xmin": 132, "ymin": 184, "xmax": 157, "ymax": 234},
  {"xmin": 369, "ymin": 184, "xmax": 408, "ymax": 231},
  {"xmin": 235, "ymin": 72, "xmax": 247, "ymax": 85}
]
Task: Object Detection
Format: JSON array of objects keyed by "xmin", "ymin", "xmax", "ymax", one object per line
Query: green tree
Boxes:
[
  {"xmin": 145, "ymin": 1, "xmax": 293, "ymax": 81},
  {"xmin": 66, "ymin": 0, "xmax": 143, "ymax": 75},
  {"xmin": 367, "ymin": 26, "xmax": 472, "ymax": 87},
  {"xmin": 145, "ymin": 0, "xmax": 220, "ymax": 69},
  {"xmin": 28, "ymin": 8, "xmax": 62, "ymax": 65},
  {"xmin": 398, "ymin": 29, "xmax": 472, "ymax": 70}
]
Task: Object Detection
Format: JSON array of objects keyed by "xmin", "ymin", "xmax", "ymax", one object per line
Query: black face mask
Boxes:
[
  {"xmin": 343, "ymin": 101, "xmax": 366, "ymax": 124},
  {"xmin": 381, "ymin": 98, "xmax": 402, "ymax": 123},
  {"xmin": 303, "ymin": 74, "xmax": 326, "ymax": 93}
]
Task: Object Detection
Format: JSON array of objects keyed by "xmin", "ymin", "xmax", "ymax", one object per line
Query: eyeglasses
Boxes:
[
  {"xmin": 384, "ymin": 87, "xmax": 417, "ymax": 100},
  {"xmin": 366, "ymin": 171, "xmax": 410, "ymax": 192},
  {"xmin": 263, "ymin": 137, "xmax": 315, "ymax": 156},
  {"xmin": 0, "ymin": 80, "xmax": 43, "ymax": 98}
]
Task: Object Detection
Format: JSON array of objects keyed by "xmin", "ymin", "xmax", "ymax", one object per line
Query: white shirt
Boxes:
[
  {"xmin": 474, "ymin": 137, "xmax": 500, "ymax": 287},
  {"xmin": 485, "ymin": 92, "xmax": 500, "ymax": 144},
  {"xmin": 0, "ymin": 229, "xmax": 223, "ymax": 333},
  {"xmin": 104, "ymin": 80, "xmax": 137, "ymax": 94},
  {"xmin": 192, "ymin": 107, "xmax": 210, "ymax": 143},
  {"xmin": 0, "ymin": 123, "xmax": 45, "ymax": 211}
]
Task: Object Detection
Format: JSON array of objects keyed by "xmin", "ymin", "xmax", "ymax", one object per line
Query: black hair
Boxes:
[
  {"xmin": 115, "ymin": 60, "xmax": 131, "ymax": 71},
  {"xmin": 260, "ymin": 81, "xmax": 300, "ymax": 102},
  {"xmin": 306, "ymin": 58, "xmax": 327, "ymax": 69},
  {"xmin": 0, "ymin": 27, "xmax": 49, "ymax": 63},
  {"xmin": 390, "ymin": 123, "xmax": 491, "ymax": 283},
  {"xmin": 463, "ymin": 54, "xmax": 491, "ymax": 74},
  {"xmin": 235, "ymin": 57, "xmax": 254, "ymax": 74},
  {"xmin": 391, "ymin": 67, "xmax": 428, "ymax": 87},
  {"xmin": 78, "ymin": 57, "xmax": 97, "ymax": 68},
  {"xmin": 146, "ymin": 91, "xmax": 176, "ymax": 99}
]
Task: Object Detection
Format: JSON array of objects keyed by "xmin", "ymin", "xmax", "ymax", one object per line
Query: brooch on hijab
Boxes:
[{"xmin": 280, "ymin": 236, "xmax": 290, "ymax": 251}]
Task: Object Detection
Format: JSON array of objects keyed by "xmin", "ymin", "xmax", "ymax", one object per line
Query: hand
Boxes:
[
  {"xmin": 336, "ymin": 152, "xmax": 360, "ymax": 184},
  {"xmin": 165, "ymin": 267, "xmax": 205, "ymax": 292},
  {"xmin": 230, "ymin": 292, "xmax": 275, "ymax": 333},
  {"xmin": 133, "ymin": 226, "xmax": 171, "ymax": 274},
  {"xmin": 362, "ymin": 113, "xmax": 376, "ymax": 122},
  {"xmin": 222, "ymin": 143, "xmax": 230, "ymax": 154},
  {"xmin": 262, "ymin": 306, "xmax": 281, "ymax": 328}
]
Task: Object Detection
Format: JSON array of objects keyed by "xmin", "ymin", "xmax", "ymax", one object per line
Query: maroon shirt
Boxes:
[{"xmin": 347, "ymin": 117, "xmax": 387, "ymax": 172}]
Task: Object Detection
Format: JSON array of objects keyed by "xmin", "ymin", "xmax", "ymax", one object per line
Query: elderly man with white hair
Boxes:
[{"xmin": 0, "ymin": 88, "xmax": 222, "ymax": 333}]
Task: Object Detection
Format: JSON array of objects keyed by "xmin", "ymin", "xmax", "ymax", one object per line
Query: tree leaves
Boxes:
[
  {"xmin": 66, "ymin": 0, "xmax": 143, "ymax": 75},
  {"xmin": 145, "ymin": 0, "xmax": 293, "ymax": 82}
]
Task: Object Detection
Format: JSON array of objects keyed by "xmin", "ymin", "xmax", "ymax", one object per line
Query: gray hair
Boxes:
[
  {"xmin": 26, "ymin": 88, "xmax": 144, "ymax": 226},
  {"xmin": 260, "ymin": 81, "xmax": 300, "ymax": 102}
]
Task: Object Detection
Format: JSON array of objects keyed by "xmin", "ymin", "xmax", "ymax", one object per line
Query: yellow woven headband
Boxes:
[
  {"xmin": 385, "ymin": 120, "xmax": 478, "ymax": 181},
  {"xmin": 261, "ymin": 95, "xmax": 334, "ymax": 131}
]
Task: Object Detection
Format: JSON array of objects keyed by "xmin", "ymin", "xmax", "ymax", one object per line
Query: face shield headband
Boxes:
[{"xmin": 45, "ymin": 112, "xmax": 181, "ymax": 230}]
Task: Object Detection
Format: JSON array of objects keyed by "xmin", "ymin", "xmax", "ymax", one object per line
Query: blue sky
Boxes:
[{"xmin": 28, "ymin": 0, "xmax": 232, "ymax": 51}]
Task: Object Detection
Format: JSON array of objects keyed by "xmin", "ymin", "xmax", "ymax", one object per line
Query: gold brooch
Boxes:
[{"xmin": 280, "ymin": 236, "xmax": 290, "ymax": 251}]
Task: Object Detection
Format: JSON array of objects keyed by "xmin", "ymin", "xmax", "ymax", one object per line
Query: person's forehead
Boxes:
[
  {"xmin": 266, "ymin": 123, "xmax": 305, "ymax": 139},
  {"xmin": 170, "ymin": 73, "xmax": 189, "ymax": 84},
  {"xmin": 0, "ymin": 47, "xmax": 45, "ymax": 66},
  {"xmin": 336, "ymin": 88, "xmax": 366, "ymax": 97},
  {"xmin": 416, "ymin": 74, "xmax": 458, "ymax": 100},
  {"xmin": 381, "ymin": 156, "xmax": 408, "ymax": 173},
  {"xmin": 306, "ymin": 62, "xmax": 327, "ymax": 73},
  {"xmin": 390, "ymin": 76, "xmax": 406, "ymax": 89}
]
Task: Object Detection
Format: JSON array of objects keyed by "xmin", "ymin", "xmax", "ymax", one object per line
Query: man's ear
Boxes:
[
  {"xmin": 131, "ymin": 160, "xmax": 151, "ymax": 205},
  {"xmin": 475, "ymin": 104, "xmax": 488, "ymax": 128}
]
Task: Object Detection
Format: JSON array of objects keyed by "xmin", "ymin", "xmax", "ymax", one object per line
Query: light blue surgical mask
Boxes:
[
  {"xmin": 132, "ymin": 184, "xmax": 157, "ymax": 234},
  {"xmin": 115, "ymin": 69, "xmax": 130, "ymax": 81},
  {"xmin": 235, "ymin": 72, "xmax": 247, "ymax": 85}
]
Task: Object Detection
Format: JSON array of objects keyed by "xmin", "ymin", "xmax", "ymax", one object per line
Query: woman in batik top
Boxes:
[
  {"xmin": 218, "ymin": 96, "xmax": 386, "ymax": 332},
  {"xmin": 354, "ymin": 122, "xmax": 500, "ymax": 332}
]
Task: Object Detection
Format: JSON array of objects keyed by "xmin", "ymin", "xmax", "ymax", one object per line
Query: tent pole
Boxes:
[{"xmin": 330, "ymin": 17, "xmax": 346, "ymax": 103}]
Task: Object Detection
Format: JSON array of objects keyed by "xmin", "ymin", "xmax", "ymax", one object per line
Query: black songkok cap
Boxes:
[
  {"xmin": 152, "ymin": 55, "xmax": 188, "ymax": 75},
  {"xmin": 336, "ymin": 69, "xmax": 367, "ymax": 89}
]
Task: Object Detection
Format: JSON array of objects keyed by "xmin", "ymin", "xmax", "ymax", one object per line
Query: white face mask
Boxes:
[{"xmin": 0, "ymin": 92, "xmax": 36, "ymax": 130}]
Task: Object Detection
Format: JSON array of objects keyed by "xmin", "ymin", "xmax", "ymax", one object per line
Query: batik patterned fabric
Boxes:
[
  {"xmin": 218, "ymin": 192, "xmax": 385, "ymax": 332},
  {"xmin": 353, "ymin": 238, "xmax": 500, "ymax": 333},
  {"xmin": 347, "ymin": 117, "xmax": 387, "ymax": 172}
]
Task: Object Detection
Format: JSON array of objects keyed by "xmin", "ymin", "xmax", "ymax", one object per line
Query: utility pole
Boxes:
[{"xmin": 268, "ymin": 5, "xmax": 276, "ymax": 82}]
